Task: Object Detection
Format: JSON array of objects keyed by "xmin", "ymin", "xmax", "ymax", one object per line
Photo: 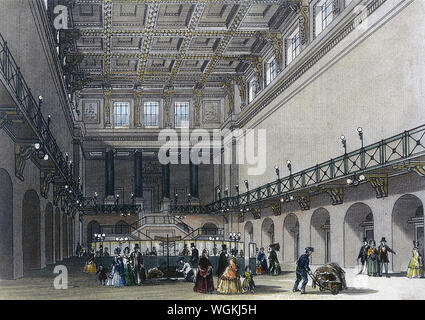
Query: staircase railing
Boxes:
[{"xmin": 128, "ymin": 214, "xmax": 195, "ymax": 236}]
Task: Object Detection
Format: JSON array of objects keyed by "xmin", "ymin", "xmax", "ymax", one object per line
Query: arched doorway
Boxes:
[
  {"xmin": 201, "ymin": 222, "xmax": 218, "ymax": 236},
  {"xmin": 283, "ymin": 213, "xmax": 299, "ymax": 263},
  {"xmin": 44, "ymin": 203, "xmax": 54, "ymax": 265},
  {"xmin": 62, "ymin": 215, "xmax": 68, "ymax": 259},
  {"xmin": 344, "ymin": 202, "xmax": 373, "ymax": 268},
  {"xmin": 392, "ymin": 194, "xmax": 423, "ymax": 273},
  {"xmin": 115, "ymin": 220, "xmax": 130, "ymax": 234},
  {"xmin": 0, "ymin": 169, "xmax": 14, "ymax": 279},
  {"xmin": 22, "ymin": 190, "xmax": 41, "ymax": 272},
  {"xmin": 87, "ymin": 220, "xmax": 100, "ymax": 244},
  {"xmin": 261, "ymin": 218, "xmax": 274, "ymax": 249},
  {"xmin": 55, "ymin": 208, "xmax": 61, "ymax": 261},
  {"xmin": 310, "ymin": 208, "xmax": 330, "ymax": 265}
]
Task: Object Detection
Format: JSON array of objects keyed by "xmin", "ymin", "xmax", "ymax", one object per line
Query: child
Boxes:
[
  {"xmin": 242, "ymin": 266, "xmax": 255, "ymax": 293},
  {"xmin": 96, "ymin": 265, "xmax": 108, "ymax": 286}
]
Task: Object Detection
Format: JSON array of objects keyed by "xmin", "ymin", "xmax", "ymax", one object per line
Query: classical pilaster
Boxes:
[{"xmin": 104, "ymin": 148, "xmax": 115, "ymax": 204}]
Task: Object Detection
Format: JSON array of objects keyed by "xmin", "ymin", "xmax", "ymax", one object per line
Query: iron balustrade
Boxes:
[
  {"xmin": 0, "ymin": 32, "xmax": 79, "ymax": 197},
  {"xmin": 171, "ymin": 125, "xmax": 425, "ymax": 214}
]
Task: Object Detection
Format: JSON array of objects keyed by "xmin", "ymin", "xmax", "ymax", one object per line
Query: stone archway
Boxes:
[
  {"xmin": 344, "ymin": 202, "xmax": 373, "ymax": 268},
  {"xmin": 261, "ymin": 217, "xmax": 274, "ymax": 249},
  {"xmin": 22, "ymin": 190, "xmax": 41, "ymax": 272},
  {"xmin": 55, "ymin": 208, "xmax": 61, "ymax": 261},
  {"xmin": 244, "ymin": 221, "xmax": 254, "ymax": 259},
  {"xmin": 44, "ymin": 203, "xmax": 54, "ymax": 265},
  {"xmin": 0, "ymin": 169, "xmax": 14, "ymax": 279},
  {"xmin": 392, "ymin": 194, "xmax": 423, "ymax": 273},
  {"xmin": 87, "ymin": 220, "xmax": 100, "ymax": 244},
  {"xmin": 283, "ymin": 213, "xmax": 299, "ymax": 263},
  {"xmin": 310, "ymin": 208, "xmax": 330, "ymax": 265}
]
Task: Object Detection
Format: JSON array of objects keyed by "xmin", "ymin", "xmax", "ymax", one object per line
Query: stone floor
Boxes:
[{"xmin": 0, "ymin": 258, "xmax": 424, "ymax": 300}]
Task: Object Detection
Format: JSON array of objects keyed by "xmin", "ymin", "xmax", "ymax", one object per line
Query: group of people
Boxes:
[
  {"xmin": 256, "ymin": 246, "xmax": 281, "ymax": 276},
  {"xmin": 357, "ymin": 237, "xmax": 424, "ymax": 278},
  {"xmin": 84, "ymin": 244, "xmax": 146, "ymax": 287},
  {"xmin": 184, "ymin": 243, "xmax": 254, "ymax": 295}
]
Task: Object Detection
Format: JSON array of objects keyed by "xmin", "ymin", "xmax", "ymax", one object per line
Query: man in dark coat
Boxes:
[
  {"xmin": 293, "ymin": 247, "xmax": 314, "ymax": 294},
  {"xmin": 268, "ymin": 245, "xmax": 280, "ymax": 276},
  {"xmin": 378, "ymin": 237, "xmax": 396, "ymax": 277},
  {"xmin": 190, "ymin": 243, "xmax": 199, "ymax": 282},
  {"xmin": 216, "ymin": 244, "xmax": 228, "ymax": 286},
  {"xmin": 357, "ymin": 238, "xmax": 369, "ymax": 274},
  {"xmin": 131, "ymin": 244, "xmax": 145, "ymax": 285}
]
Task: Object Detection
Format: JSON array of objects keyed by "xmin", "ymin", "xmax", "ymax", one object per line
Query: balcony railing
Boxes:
[
  {"xmin": 171, "ymin": 124, "xmax": 425, "ymax": 214},
  {"xmin": 0, "ymin": 32, "xmax": 78, "ymax": 195}
]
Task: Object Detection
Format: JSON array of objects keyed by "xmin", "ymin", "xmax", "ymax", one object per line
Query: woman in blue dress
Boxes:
[
  {"xmin": 257, "ymin": 247, "xmax": 268, "ymax": 274},
  {"xmin": 107, "ymin": 248, "xmax": 125, "ymax": 287}
]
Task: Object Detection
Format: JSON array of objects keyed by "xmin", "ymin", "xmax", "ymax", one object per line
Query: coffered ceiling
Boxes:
[{"xmin": 64, "ymin": 0, "xmax": 296, "ymax": 91}]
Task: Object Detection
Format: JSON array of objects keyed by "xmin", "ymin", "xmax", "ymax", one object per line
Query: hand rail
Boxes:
[
  {"xmin": 171, "ymin": 124, "xmax": 425, "ymax": 214},
  {"xmin": 0, "ymin": 32, "xmax": 79, "ymax": 195}
]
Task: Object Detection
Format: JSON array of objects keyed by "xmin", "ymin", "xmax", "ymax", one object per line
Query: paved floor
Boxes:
[{"xmin": 0, "ymin": 258, "xmax": 424, "ymax": 300}]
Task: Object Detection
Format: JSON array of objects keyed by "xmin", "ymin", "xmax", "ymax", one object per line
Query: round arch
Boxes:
[
  {"xmin": 115, "ymin": 220, "xmax": 130, "ymax": 234},
  {"xmin": 261, "ymin": 217, "xmax": 274, "ymax": 249},
  {"xmin": 87, "ymin": 220, "xmax": 100, "ymax": 244},
  {"xmin": 22, "ymin": 190, "xmax": 41, "ymax": 272},
  {"xmin": 344, "ymin": 202, "xmax": 373, "ymax": 268},
  {"xmin": 283, "ymin": 213, "xmax": 299, "ymax": 263},
  {"xmin": 310, "ymin": 208, "xmax": 330, "ymax": 265},
  {"xmin": 44, "ymin": 203, "xmax": 54, "ymax": 265},
  {"xmin": 392, "ymin": 194, "xmax": 423, "ymax": 272},
  {"xmin": 0, "ymin": 169, "xmax": 14, "ymax": 279}
]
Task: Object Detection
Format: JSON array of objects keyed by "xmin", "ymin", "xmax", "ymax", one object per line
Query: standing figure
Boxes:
[
  {"xmin": 357, "ymin": 238, "xmax": 369, "ymax": 274},
  {"xmin": 131, "ymin": 244, "xmax": 146, "ymax": 285},
  {"xmin": 217, "ymin": 256, "xmax": 242, "ymax": 294},
  {"xmin": 268, "ymin": 245, "xmax": 281, "ymax": 276},
  {"xmin": 367, "ymin": 240, "xmax": 380, "ymax": 276},
  {"xmin": 193, "ymin": 249, "xmax": 214, "ymax": 293},
  {"xmin": 242, "ymin": 266, "xmax": 255, "ymax": 293},
  {"xmin": 293, "ymin": 247, "xmax": 314, "ymax": 294},
  {"xmin": 216, "ymin": 244, "xmax": 228, "ymax": 286},
  {"xmin": 407, "ymin": 241, "xmax": 423, "ymax": 278},
  {"xmin": 83, "ymin": 248, "xmax": 96, "ymax": 274},
  {"xmin": 123, "ymin": 247, "xmax": 136, "ymax": 286},
  {"xmin": 182, "ymin": 244, "xmax": 190, "ymax": 256},
  {"xmin": 378, "ymin": 237, "xmax": 396, "ymax": 277},
  {"xmin": 257, "ymin": 247, "xmax": 268, "ymax": 274},
  {"xmin": 190, "ymin": 243, "xmax": 199, "ymax": 283},
  {"xmin": 76, "ymin": 242, "xmax": 82, "ymax": 257},
  {"xmin": 96, "ymin": 265, "xmax": 108, "ymax": 286},
  {"xmin": 107, "ymin": 248, "xmax": 125, "ymax": 287}
]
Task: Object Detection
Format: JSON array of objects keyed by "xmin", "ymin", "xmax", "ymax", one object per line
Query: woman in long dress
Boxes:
[
  {"xmin": 217, "ymin": 256, "xmax": 242, "ymax": 294},
  {"xmin": 123, "ymin": 247, "xmax": 136, "ymax": 286},
  {"xmin": 193, "ymin": 249, "xmax": 214, "ymax": 293},
  {"xmin": 107, "ymin": 248, "xmax": 125, "ymax": 287},
  {"xmin": 407, "ymin": 243, "xmax": 423, "ymax": 278},
  {"xmin": 83, "ymin": 248, "xmax": 96, "ymax": 274},
  {"xmin": 257, "ymin": 248, "xmax": 268, "ymax": 274},
  {"xmin": 367, "ymin": 240, "xmax": 379, "ymax": 276}
]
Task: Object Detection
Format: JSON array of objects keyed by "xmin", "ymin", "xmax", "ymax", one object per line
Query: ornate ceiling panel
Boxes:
[{"xmin": 62, "ymin": 0, "xmax": 295, "ymax": 91}]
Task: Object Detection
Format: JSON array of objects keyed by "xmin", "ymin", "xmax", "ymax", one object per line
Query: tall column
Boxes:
[
  {"xmin": 190, "ymin": 161, "xmax": 199, "ymax": 202},
  {"xmin": 160, "ymin": 162, "xmax": 170, "ymax": 211},
  {"xmin": 104, "ymin": 148, "xmax": 115, "ymax": 204}
]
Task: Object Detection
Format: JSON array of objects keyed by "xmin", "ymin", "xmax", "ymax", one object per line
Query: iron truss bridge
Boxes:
[{"xmin": 170, "ymin": 124, "xmax": 425, "ymax": 217}]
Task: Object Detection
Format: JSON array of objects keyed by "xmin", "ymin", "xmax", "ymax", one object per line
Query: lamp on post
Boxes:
[
  {"xmin": 235, "ymin": 184, "xmax": 239, "ymax": 195},
  {"xmin": 228, "ymin": 232, "xmax": 241, "ymax": 256},
  {"xmin": 340, "ymin": 135, "xmax": 347, "ymax": 154},
  {"xmin": 209, "ymin": 236, "xmax": 219, "ymax": 256},
  {"xmin": 224, "ymin": 187, "xmax": 228, "ymax": 197},
  {"xmin": 357, "ymin": 127, "xmax": 364, "ymax": 149},
  {"xmin": 244, "ymin": 180, "xmax": 249, "ymax": 191},
  {"xmin": 38, "ymin": 95, "xmax": 43, "ymax": 109},
  {"xmin": 275, "ymin": 165, "xmax": 280, "ymax": 180},
  {"xmin": 287, "ymin": 160, "xmax": 292, "ymax": 176}
]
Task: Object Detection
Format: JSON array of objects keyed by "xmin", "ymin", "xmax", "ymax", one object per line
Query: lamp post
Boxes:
[
  {"xmin": 228, "ymin": 232, "xmax": 241, "ymax": 256},
  {"xmin": 209, "ymin": 236, "xmax": 219, "ymax": 256},
  {"xmin": 244, "ymin": 180, "xmax": 249, "ymax": 191},
  {"xmin": 275, "ymin": 165, "xmax": 280, "ymax": 180},
  {"xmin": 287, "ymin": 160, "xmax": 292, "ymax": 176},
  {"xmin": 340, "ymin": 135, "xmax": 347, "ymax": 154},
  {"xmin": 357, "ymin": 127, "xmax": 364, "ymax": 149},
  {"xmin": 94, "ymin": 233, "xmax": 106, "ymax": 262}
]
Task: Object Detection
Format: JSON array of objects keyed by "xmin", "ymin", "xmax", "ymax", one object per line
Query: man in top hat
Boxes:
[
  {"xmin": 131, "ymin": 244, "xmax": 145, "ymax": 285},
  {"xmin": 378, "ymin": 237, "xmax": 396, "ymax": 277},
  {"xmin": 293, "ymin": 247, "xmax": 314, "ymax": 294},
  {"xmin": 217, "ymin": 244, "xmax": 228, "ymax": 286},
  {"xmin": 357, "ymin": 238, "xmax": 369, "ymax": 274},
  {"xmin": 190, "ymin": 243, "xmax": 199, "ymax": 282}
]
